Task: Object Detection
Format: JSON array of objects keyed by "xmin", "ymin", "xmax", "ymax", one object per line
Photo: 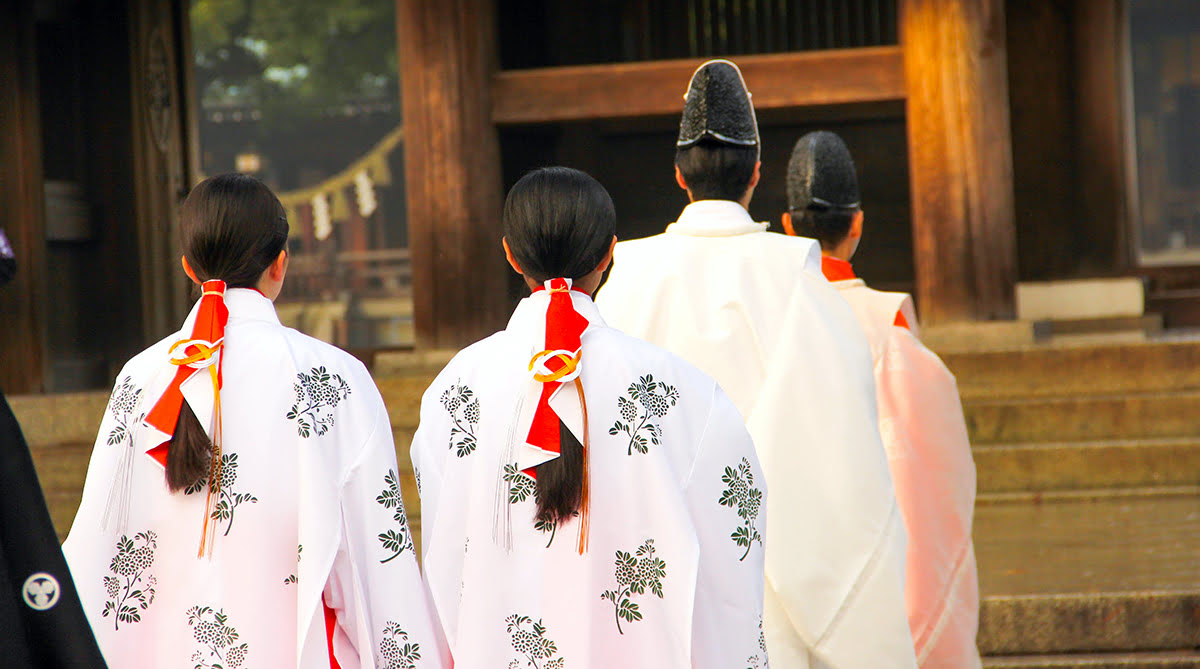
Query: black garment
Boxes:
[{"xmin": 0, "ymin": 389, "xmax": 107, "ymax": 667}]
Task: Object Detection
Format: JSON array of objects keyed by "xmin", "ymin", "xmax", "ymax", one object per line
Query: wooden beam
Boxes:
[
  {"xmin": 397, "ymin": 0, "xmax": 509, "ymax": 348},
  {"xmin": 901, "ymin": 0, "xmax": 1018, "ymax": 322},
  {"xmin": 492, "ymin": 46, "xmax": 906, "ymax": 125},
  {"xmin": 0, "ymin": 2, "xmax": 46, "ymax": 393}
]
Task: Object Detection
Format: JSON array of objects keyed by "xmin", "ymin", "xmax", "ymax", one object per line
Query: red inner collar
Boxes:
[{"xmin": 821, "ymin": 256, "xmax": 857, "ymax": 282}]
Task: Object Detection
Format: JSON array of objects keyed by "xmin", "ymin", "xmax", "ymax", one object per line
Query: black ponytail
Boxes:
[
  {"xmin": 165, "ymin": 173, "xmax": 289, "ymax": 492},
  {"xmin": 534, "ymin": 422, "xmax": 585, "ymax": 525},
  {"xmin": 502, "ymin": 167, "xmax": 615, "ymax": 525},
  {"xmin": 166, "ymin": 402, "xmax": 212, "ymax": 491}
]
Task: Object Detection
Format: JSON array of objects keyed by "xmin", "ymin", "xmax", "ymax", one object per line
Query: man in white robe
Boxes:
[
  {"xmin": 596, "ymin": 60, "xmax": 915, "ymax": 668},
  {"xmin": 411, "ymin": 282, "xmax": 767, "ymax": 668},
  {"xmin": 64, "ymin": 281, "xmax": 447, "ymax": 668},
  {"xmin": 784, "ymin": 131, "xmax": 981, "ymax": 668}
]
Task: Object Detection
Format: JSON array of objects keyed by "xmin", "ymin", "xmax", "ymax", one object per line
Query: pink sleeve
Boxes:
[{"xmin": 875, "ymin": 328, "xmax": 981, "ymax": 668}]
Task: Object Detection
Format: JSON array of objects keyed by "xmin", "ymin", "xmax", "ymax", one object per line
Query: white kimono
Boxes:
[
  {"xmin": 829, "ymin": 273, "xmax": 981, "ymax": 669},
  {"xmin": 64, "ymin": 288, "xmax": 447, "ymax": 669},
  {"xmin": 411, "ymin": 289, "xmax": 767, "ymax": 668},
  {"xmin": 597, "ymin": 200, "xmax": 916, "ymax": 669}
]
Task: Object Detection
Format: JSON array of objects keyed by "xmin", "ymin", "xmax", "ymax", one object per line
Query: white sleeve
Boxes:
[
  {"xmin": 324, "ymin": 397, "xmax": 450, "ymax": 668},
  {"xmin": 685, "ymin": 384, "xmax": 768, "ymax": 668},
  {"xmin": 409, "ymin": 384, "xmax": 449, "ymax": 565},
  {"xmin": 749, "ymin": 277, "xmax": 916, "ymax": 669}
]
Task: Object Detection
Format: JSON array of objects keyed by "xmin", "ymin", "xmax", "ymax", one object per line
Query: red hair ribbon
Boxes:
[
  {"xmin": 524, "ymin": 278, "xmax": 589, "ymax": 475},
  {"xmin": 144, "ymin": 279, "xmax": 229, "ymax": 556},
  {"xmin": 526, "ymin": 278, "xmax": 592, "ymax": 553}
]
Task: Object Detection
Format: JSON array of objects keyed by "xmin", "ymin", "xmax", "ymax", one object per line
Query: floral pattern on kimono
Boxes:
[
  {"xmin": 105, "ymin": 376, "xmax": 143, "ymax": 448},
  {"xmin": 378, "ymin": 621, "xmax": 422, "ymax": 669},
  {"xmin": 718, "ymin": 458, "xmax": 764, "ymax": 560},
  {"xmin": 377, "ymin": 469, "xmax": 415, "ymax": 562},
  {"xmin": 286, "ymin": 366, "xmax": 352, "ymax": 437},
  {"xmin": 184, "ymin": 452, "xmax": 258, "ymax": 536},
  {"xmin": 188, "ymin": 606, "xmax": 249, "ymax": 668},
  {"xmin": 506, "ymin": 615, "xmax": 564, "ymax": 669},
  {"xmin": 609, "ymin": 375, "xmax": 679, "ymax": 455},
  {"xmin": 440, "ymin": 382, "xmax": 480, "ymax": 457},
  {"xmin": 600, "ymin": 539, "xmax": 667, "ymax": 635},
  {"xmin": 101, "ymin": 530, "xmax": 157, "ymax": 630}
]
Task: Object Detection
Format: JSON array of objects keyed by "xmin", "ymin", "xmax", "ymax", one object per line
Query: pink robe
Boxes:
[{"xmin": 825, "ymin": 258, "xmax": 981, "ymax": 669}]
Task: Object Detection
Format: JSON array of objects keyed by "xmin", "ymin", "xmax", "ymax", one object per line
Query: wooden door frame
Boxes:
[{"xmin": 0, "ymin": 1, "xmax": 47, "ymax": 394}]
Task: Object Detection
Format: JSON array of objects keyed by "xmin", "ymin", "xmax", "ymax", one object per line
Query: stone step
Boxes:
[
  {"xmin": 377, "ymin": 373, "xmax": 436, "ymax": 430},
  {"xmin": 983, "ymin": 651, "xmax": 1200, "ymax": 668},
  {"xmin": 943, "ymin": 338, "xmax": 1200, "ymax": 402},
  {"xmin": 975, "ymin": 491, "xmax": 1200, "ymax": 655},
  {"xmin": 963, "ymin": 391, "xmax": 1200, "ymax": 445},
  {"xmin": 9, "ymin": 391, "xmax": 108, "ymax": 447},
  {"xmin": 974, "ymin": 438, "xmax": 1200, "ymax": 494}
]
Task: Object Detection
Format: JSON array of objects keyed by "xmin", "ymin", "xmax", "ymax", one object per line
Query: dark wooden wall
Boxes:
[
  {"xmin": 0, "ymin": 1, "xmax": 47, "ymax": 394},
  {"xmin": 1006, "ymin": 0, "xmax": 1130, "ymax": 281},
  {"xmin": 0, "ymin": 0, "xmax": 195, "ymax": 393}
]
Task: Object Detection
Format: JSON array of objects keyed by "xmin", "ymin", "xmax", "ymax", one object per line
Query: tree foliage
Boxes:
[{"xmin": 190, "ymin": 0, "xmax": 399, "ymax": 118}]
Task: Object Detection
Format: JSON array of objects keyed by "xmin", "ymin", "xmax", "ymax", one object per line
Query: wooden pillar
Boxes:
[
  {"xmin": 0, "ymin": 2, "xmax": 46, "ymax": 393},
  {"xmin": 128, "ymin": 0, "xmax": 192, "ymax": 341},
  {"xmin": 396, "ymin": 0, "xmax": 508, "ymax": 348},
  {"xmin": 900, "ymin": 0, "xmax": 1018, "ymax": 322}
]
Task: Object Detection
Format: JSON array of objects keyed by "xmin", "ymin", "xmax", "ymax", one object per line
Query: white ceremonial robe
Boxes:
[
  {"xmin": 830, "ymin": 277, "xmax": 981, "ymax": 669},
  {"xmin": 597, "ymin": 200, "xmax": 916, "ymax": 669},
  {"xmin": 411, "ymin": 290, "xmax": 767, "ymax": 669},
  {"xmin": 64, "ymin": 288, "xmax": 447, "ymax": 669}
]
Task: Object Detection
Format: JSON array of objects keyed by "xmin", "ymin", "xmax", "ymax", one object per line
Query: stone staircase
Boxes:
[
  {"xmin": 943, "ymin": 339, "xmax": 1200, "ymax": 668},
  {"xmin": 12, "ymin": 340, "xmax": 1200, "ymax": 665}
]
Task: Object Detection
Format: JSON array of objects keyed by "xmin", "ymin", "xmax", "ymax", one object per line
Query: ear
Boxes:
[
  {"xmin": 181, "ymin": 256, "xmax": 200, "ymax": 285},
  {"xmin": 849, "ymin": 210, "xmax": 864, "ymax": 240},
  {"xmin": 267, "ymin": 248, "xmax": 288, "ymax": 281},
  {"xmin": 781, "ymin": 212, "xmax": 796, "ymax": 236},
  {"xmin": 674, "ymin": 164, "xmax": 688, "ymax": 192},
  {"xmin": 593, "ymin": 235, "xmax": 618, "ymax": 275},
  {"xmin": 748, "ymin": 161, "xmax": 762, "ymax": 190},
  {"xmin": 502, "ymin": 237, "xmax": 523, "ymax": 275}
]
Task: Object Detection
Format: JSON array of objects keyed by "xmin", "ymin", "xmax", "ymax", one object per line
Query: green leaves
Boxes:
[
  {"xmin": 604, "ymin": 539, "xmax": 668, "ymax": 634},
  {"xmin": 503, "ymin": 464, "xmax": 537, "ymax": 504},
  {"xmin": 443, "ymin": 381, "xmax": 481, "ymax": 457},
  {"xmin": 617, "ymin": 599, "xmax": 643, "ymax": 623},
  {"xmin": 288, "ymin": 366, "xmax": 351, "ymax": 438},
  {"xmin": 719, "ymin": 458, "xmax": 764, "ymax": 560},
  {"xmin": 506, "ymin": 613, "xmax": 561, "ymax": 665},
  {"xmin": 612, "ymin": 373, "xmax": 679, "ymax": 455},
  {"xmin": 377, "ymin": 469, "xmax": 402, "ymax": 508},
  {"xmin": 376, "ymin": 469, "xmax": 413, "ymax": 563}
]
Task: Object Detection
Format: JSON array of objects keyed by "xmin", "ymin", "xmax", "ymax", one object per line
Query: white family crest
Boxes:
[{"xmin": 22, "ymin": 572, "xmax": 61, "ymax": 611}]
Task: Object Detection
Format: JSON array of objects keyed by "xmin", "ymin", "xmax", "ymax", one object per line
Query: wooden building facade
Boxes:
[{"xmin": 0, "ymin": 0, "xmax": 1182, "ymax": 394}]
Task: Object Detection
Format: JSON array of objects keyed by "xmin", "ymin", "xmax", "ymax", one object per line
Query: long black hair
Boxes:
[
  {"xmin": 166, "ymin": 173, "xmax": 289, "ymax": 492},
  {"xmin": 502, "ymin": 167, "xmax": 615, "ymax": 525}
]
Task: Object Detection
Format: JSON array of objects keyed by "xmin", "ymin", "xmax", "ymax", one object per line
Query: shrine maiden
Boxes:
[
  {"xmin": 63, "ymin": 174, "xmax": 446, "ymax": 669},
  {"xmin": 596, "ymin": 60, "xmax": 916, "ymax": 668},
  {"xmin": 411, "ymin": 167, "xmax": 767, "ymax": 668},
  {"xmin": 784, "ymin": 131, "xmax": 981, "ymax": 669}
]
